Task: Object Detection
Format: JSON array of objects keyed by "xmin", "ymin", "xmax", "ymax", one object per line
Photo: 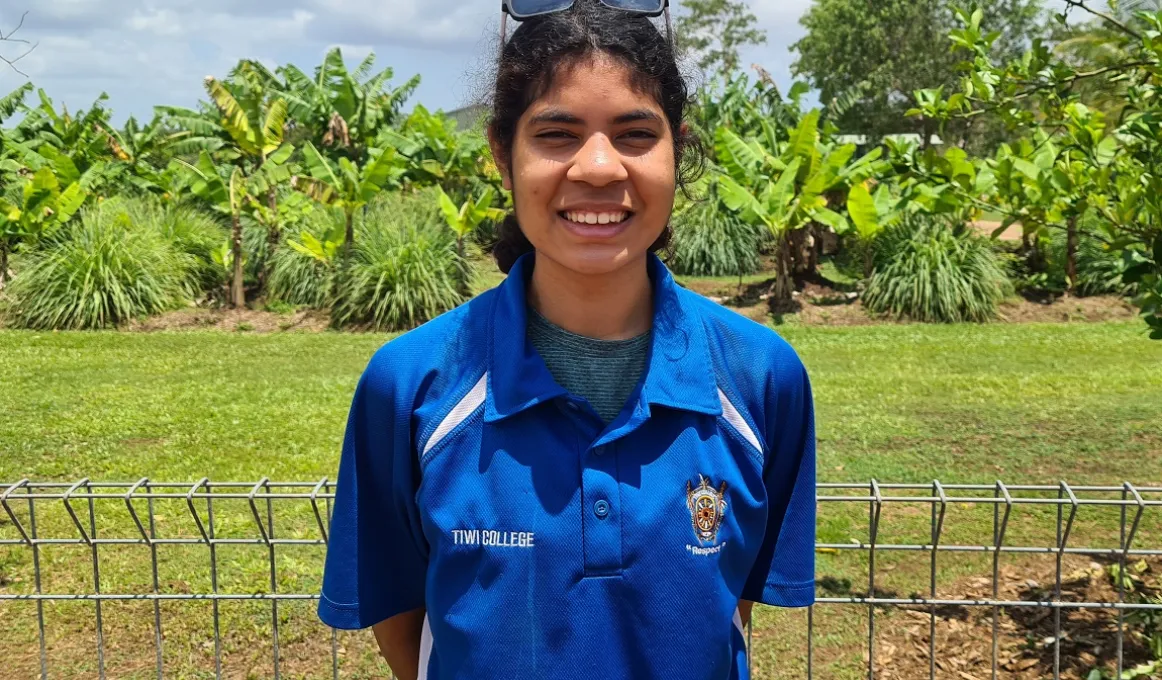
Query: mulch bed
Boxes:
[
  {"xmin": 871, "ymin": 555, "xmax": 1160, "ymax": 679},
  {"xmin": 683, "ymin": 276, "xmax": 1140, "ymax": 328}
]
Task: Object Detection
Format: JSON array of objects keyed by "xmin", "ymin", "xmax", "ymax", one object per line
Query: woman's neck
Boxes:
[{"xmin": 527, "ymin": 252, "xmax": 653, "ymax": 341}]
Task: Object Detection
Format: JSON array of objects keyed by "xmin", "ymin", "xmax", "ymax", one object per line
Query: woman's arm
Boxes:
[
  {"xmin": 372, "ymin": 607, "xmax": 426, "ymax": 680},
  {"xmin": 738, "ymin": 600, "xmax": 754, "ymax": 628}
]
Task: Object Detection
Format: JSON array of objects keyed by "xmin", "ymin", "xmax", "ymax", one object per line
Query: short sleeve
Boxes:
[
  {"xmin": 741, "ymin": 359, "xmax": 816, "ymax": 608},
  {"xmin": 317, "ymin": 355, "xmax": 429, "ymax": 629}
]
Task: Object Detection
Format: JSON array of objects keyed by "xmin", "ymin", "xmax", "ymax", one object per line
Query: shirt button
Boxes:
[
  {"xmin": 593, "ymin": 500, "xmax": 610, "ymax": 518},
  {"xmin": 594, "ymin": 446, "xmax": 605, "ymax": 457}
]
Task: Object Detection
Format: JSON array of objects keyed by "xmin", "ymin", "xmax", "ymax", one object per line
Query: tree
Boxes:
[
  {"xmin": 93, "ymin": 115, "xmax": 194, "ymax": 194},
  {"xmin": 292, "ymin": 141, "xmax": 406, "ymax": 257},
  {"xmin": 908, "ymin": 3, "xmax": 1162, "ymax": 339},
  {"xmin": 674, "ymin": 0, "xmax": 767, "ymax": 76},
  {"xmin": 0, "ymin": 10, "xmax": 35, "ymax": 77},
  {"xmin": 1052, "ymin": 0, "xmax": 1162, "ymax": 117},
  {"xmin": 181, "ymin": 147, "xmax": 293, "ymax": 308},
  {"xmin": 201, "ymin": 68, "xmax": 294, "ymax": 286},
  {"xmin": 714, "ymin": 110, "xmax": 882, "ymax": 305},
  {"xmin": 793, "ymin": 0, "xmax": 1044, "ymax": 147}
]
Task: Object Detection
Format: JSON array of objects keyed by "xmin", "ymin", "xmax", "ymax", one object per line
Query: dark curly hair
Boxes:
[{"xmin": 488, "ymin": 0, "xmax": 702, "ymax": 274}]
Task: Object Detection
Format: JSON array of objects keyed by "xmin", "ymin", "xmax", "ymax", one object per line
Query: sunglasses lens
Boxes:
[
  {"xmin": 602, "ymin": 0, "xmax": 666, "ymax": 12},
  {"xmin": 507, "ymin": 0, "xmax": 574, "ymax": 18}
]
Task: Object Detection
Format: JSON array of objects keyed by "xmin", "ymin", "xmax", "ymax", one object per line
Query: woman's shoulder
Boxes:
[
  {"xmin": 678, "ymin": 288, "xmax": 809, "ymax": 401},
  {"xmin": 360, "ymin": 289, "xmax": 497, "ymax": 399},
  {"xmin": 680, "ymin": 288, "xmax": 804, "ymax": 366}
]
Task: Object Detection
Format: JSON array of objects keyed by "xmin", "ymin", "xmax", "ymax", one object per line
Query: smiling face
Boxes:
[{"xmin": 493, "ymin": 54, "xmax": 677, "ymax": 277}]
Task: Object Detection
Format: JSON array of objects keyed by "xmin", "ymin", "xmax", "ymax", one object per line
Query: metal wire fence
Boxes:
[{"xmin": 1, "ymin": 478, "xmax": 1160, "ymax": 679}]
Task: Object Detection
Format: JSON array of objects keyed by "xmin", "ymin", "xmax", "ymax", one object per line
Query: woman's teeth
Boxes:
[{"xmin": 563, "ymin": 211, "xmax": 629, "ymax": 225}]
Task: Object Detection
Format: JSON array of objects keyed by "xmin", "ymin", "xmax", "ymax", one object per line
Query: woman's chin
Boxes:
[{"xmin": 542, "ymin": 244, "xmax": 640, "ymax": 277}]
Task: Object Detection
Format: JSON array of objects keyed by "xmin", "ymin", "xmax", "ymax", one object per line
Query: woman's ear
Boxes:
[
  {"xmin": 487, "ymin": 129, "xmax": 514, "ymax": 192},
  {"xmin": 679, "ymin": 121, "xmax": 689, "ymax": 138}
]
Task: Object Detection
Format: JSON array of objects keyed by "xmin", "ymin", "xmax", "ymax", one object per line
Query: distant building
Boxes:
[{"xmin": 836, "ymin": 133, "xmax": 944, "ymax": 152}]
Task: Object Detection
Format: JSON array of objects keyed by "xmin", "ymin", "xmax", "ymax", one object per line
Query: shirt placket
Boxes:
[{"xmin": 561, "ymin": 398, "xmax": 624, "ymax": 577}]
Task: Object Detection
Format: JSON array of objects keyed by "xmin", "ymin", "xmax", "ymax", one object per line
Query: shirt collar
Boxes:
[{"xmin": 484, "ymin": 252, "xmax": 721, "ymax": 423}]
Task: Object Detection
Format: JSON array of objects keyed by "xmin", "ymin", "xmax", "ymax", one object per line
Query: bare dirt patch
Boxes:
[
  {"xmin": 973, "ymin": 220, "xmax": 1024, "ymax": 241},
  {"xmin": 124, "ymin": 307, "xmax": 332, "ymax": 334},
  {"xmin": 998, "ymin": 295, "xmax": 1139, "ymax": 324},
  {"xmin": 872, "ymin": 555, "xmax": 1160, "ymax": 679}
]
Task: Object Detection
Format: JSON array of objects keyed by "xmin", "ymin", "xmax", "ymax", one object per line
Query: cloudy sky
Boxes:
[{"xmin": 0, "ymin": 0, "xmax": 815, "ymax": 123}]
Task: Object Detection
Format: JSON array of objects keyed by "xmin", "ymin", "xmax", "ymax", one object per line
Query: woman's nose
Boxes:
[{"xmin": 567, "ymin": 134, "xmax": 629, "ymax": 187}]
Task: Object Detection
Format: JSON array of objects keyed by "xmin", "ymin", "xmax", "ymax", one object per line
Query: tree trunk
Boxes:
[
  {"xmin": 456, "ymin": 236, "xmax": 470, "ymax": 298},
  {"xmin": 231, "ymin": 212, "xmax": 245, "ymax": 309},
  {"xmin": 789, "ymin": 226, "xmax": 817, "ymax": 275},
  {"xmin": 0, "ymin": 243, "xmax": 8, "ymax": 288},
  {"xmin": 864, "ymin": 243, "xmax": 875, "ymax": 280},
  {"xmin": 771, "ymin": 232, "xmax": 795, "ymax": 303},
  {"xmin": 1065, "ymin": 216, "xmax": 1079, "ymax": 292}
]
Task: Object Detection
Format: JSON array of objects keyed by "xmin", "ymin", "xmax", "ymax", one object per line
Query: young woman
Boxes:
[{"xmin": 317, "ymin": 1, "xmax": 816, "ymax": 678}]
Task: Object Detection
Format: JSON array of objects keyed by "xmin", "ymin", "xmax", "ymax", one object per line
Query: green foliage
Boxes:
[
  {"xmin": 4, "ymin": 201, "xmax": 196, "ymax": 329},
  {"xmin": 378, "ymin": 105, "xmax": 497, "ymax": 195},
  {"xmin": 0, "ymin": 166, "xmax": 89, "ymax": 282},
  {"xmin": 907, "ymin": 2, "xmax": 1162, "ymax": 337},
  {"xmin": 277, "ymin": 47, "xmax": 420, "ymax": 160},
  {"xmin": 792, "ymin": 0, "xmax": 1044, "ymax": 145},
  {"xmin": 714, "ymin": 109, "xmax": 884, "ymax": 299},
  {"xmin": 675, "ymin": 0, "xmax": 767, "ymax": 75},
  {"xmin": 269, "ymin": 208, "xmax": 344, "ymax": 308},
  {"xmin": 111, "ymin": 198, "xmax": 227, "ymax": 294},
  {"xmin": 864, "ymin": 218, "xmax": 1013, "ymax": 323},
  {"xmin": 670, "ymin": 188, "xmax": 763, "ymax": 277},
  {"xmin": 331, "ymin": 192, "xmax": 465, "ymax": 330}
]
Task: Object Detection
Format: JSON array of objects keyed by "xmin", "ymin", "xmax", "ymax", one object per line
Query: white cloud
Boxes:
[{"xmin": 0, "ymin": 0, "xmax": 860, "ymax": 123}]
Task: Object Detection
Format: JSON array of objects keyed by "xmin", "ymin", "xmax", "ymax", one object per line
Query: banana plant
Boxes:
[
  {"xmin": 288, "ymin": 219, "xmax": 347, "ymax": 266},
  {"xmin": 0, "ymin": 166, "xmax": 87, "ymax": 285},
  {"xmin": 378, "ymin": 105, "xmax": 493, "ymax": 195},
  {"xmin": 94, "ymin": 114, "xmax": 195, "ymax": 194},
  {"xmin": 180, "ymin": 147, "xmax": 294, "ymax": 307},
  {"xmin": 846, "ymin": 181, "xmax": 904, "ymax": 277},
  {"xmin": 436, "ymin": 186, "xmax": 505, "ymax": 295},
  {"xmin": 276, "ymin": 48, "xmax": 419, "ymax": 163},
  {"xmin": 715, "ymin": 110, "xmax": 882, "ymax": 302},
  {"xmin": 292, "ymin": 141, "xmax": 406, "ymax": 257}
]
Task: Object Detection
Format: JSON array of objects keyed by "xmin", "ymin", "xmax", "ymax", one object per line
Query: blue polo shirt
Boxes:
[{"xmin": 318, "ymin": 253, "xmax": 816, "ymax": 680}]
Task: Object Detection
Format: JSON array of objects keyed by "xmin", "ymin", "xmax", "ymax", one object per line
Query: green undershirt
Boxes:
[{"xmin": 527, "ymin": 307, "xmax": 651, "ymax": 424}]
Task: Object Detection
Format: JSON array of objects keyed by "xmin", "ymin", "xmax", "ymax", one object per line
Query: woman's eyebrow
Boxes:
[
  {"xmin": 527, "ymin": 109, "xmax": 584, "ymax": 126},
  {"xmin": 526, "ymin": 108, "xmax": 663, "ymax": 126},
  {"xmin": 612, "ymin": 109, "xmax": 663, "ymax": 125}
]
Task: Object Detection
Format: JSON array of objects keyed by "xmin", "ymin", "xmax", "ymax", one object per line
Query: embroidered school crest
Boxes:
[{"xmin": 686, "ymin": 475, "xmax": 728, "ymax": 545}]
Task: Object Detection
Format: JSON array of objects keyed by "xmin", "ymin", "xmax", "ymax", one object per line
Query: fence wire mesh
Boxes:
[{"xmin": 1, "ymin": 479, "xmax": 1160, "ymax": 679}]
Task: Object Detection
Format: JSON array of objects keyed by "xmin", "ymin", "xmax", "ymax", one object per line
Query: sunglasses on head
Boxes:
[{"xmin": 500, "ymin": 0, "xmax": 673, "ymax": 49}]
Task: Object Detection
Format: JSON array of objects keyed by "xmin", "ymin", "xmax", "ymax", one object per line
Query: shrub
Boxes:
[
  {"xmin": 267, "ymin": 207, "xmax": 341, "ymax": 309},
  {"xmin": 669, "ymin": 194, "xmax": 763, "ymax": 277},
  {"xmin": 1049, "ymin": 229, "xmax": 1137, "ymax": 297},
  {"xmin": 331, "ymin": 191, "xmax": 466, "ymax": 331},
  {"xmin": 864, "ymin": 217, "xmax": 1013, "ymax": 323},
  {"xmin": 149, "ymin": 202, "xmax": 227, "ymax": 294},
  {"xmin": 5, "ymin": 202, "xmax": 197, "ymax": 329}
]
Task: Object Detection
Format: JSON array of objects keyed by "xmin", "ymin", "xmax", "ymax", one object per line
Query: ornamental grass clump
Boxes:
[
  {"xmin": 670, "ymin": 196, "xmax": 763, "ymax": 277},
  {"xmin": 330, "ymin": 192, "xmax": 466, "ymax": 331},
  {"xmin": 5, "ymin": 201, "xmax": 198, "ymax": 330},
  {"xmin": 864, "ymin": 218, "xmax": 1013, "ymax": 323}
]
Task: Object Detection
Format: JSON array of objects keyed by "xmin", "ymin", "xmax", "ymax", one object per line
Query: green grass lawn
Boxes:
[{"xmin": 1, "ymin": 321, "xmax": 1160, "ymax": 678}]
